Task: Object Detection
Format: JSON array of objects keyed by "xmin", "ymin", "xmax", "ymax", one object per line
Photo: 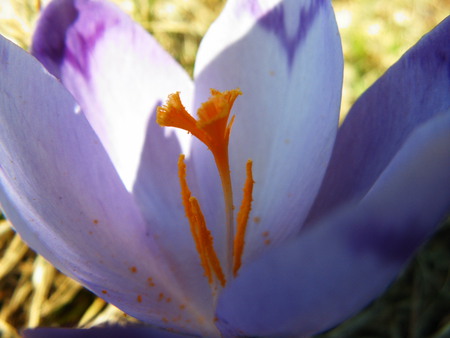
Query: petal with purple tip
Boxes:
[
  {"xmin": 192, "ymin": 0, "xmax": 343, "ymax": 262},
  {"xmin": 32, "ymin": 0, "xmax": 193, "ymax": 191},
  {"xmin": 0, "ymin": 35, "xmax": 215, "ymax": 335},
  {"xmin": 216, "ymin": 111, "xmax": 450, "ymax": 337},
  {"xmin": 31, "ymin": 2, "xmax": 207, "ymax": 307}
]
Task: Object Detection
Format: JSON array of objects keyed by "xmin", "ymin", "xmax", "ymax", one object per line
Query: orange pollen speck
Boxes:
[
  {"xmin": 137, "ymin": 295, "xmax": 142, "ymax": 303},
  {"xmin": 129, "ymin": 266, "xmax": 137, "ymax": 273},
  {"xmin": 158, "ymin": 88, "xmax": 255, "ymax": 288}
]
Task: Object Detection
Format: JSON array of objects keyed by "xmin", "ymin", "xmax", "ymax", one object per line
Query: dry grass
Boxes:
[{"xmin": 0, "ymin": 0, "xmax": 449, "ymax": 336}]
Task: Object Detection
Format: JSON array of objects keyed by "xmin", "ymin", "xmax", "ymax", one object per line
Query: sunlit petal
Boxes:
[
  {"xmin": 216, "ymin": 111, "xmax": 450, "ymax": 336},
  {"xmin": 193, "ymin": 0, "xmax": 343, "ymax": 262},
  {"xmin": 32, "ymin": 0, "xmax": 193, "ymax": 191},
  {"xmin": 0, "ymin": 35, "xmax": 215, "ymax": 335}
]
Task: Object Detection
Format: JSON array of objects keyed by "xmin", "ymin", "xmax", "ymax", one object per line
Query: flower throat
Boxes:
[{"xmin": 157, "ymin": 89, "xmax": 254, "ymax": 288}]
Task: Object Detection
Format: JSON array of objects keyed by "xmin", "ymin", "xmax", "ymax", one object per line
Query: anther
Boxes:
[
  {"xmin": 233, "ymin": 160, "xmax": 254, "ymax": 276},
  {"xmin": 178, "ymin": 155, "xmax": 225, "ymax": 287}
]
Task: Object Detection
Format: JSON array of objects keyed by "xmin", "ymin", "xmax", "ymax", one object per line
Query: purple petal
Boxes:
[
  {"xmin": 308, "ymin": 16, "xmax": 450, "ymax": 223},
  {"xmin": 216, "ymin": 111, "xmax": 450, "ymax": 336},
  {"xmin": 31, "ymin": 1, "xmax": 210, "ymax": 313},
  {"xmin": 258, "ymin": 0, "xmax": 329, "ymax": 69},
  {"xmin": 31, "ymin": 0, "xmax": 222, "ymax": 330},
  {"xmin": 22, "ymin": 325, "xmax": 187, "ymax": 338},
  {"xmin": 192, "ymin": 0, "xmax": 343, "ymax": 262},
  {"xmin": 32, "ymin": 0, "xmax": 193, "ymax": 190},
  {"xmin": 0, "ymin": 35, "xmax": 215, "ymax": 335}
]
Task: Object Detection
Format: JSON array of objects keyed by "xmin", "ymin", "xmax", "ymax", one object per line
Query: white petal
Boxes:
[{"xmin": 192, "ymin": 0, "xmax": 343, "ymax": 262}]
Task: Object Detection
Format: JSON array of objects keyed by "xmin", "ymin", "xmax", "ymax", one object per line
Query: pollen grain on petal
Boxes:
[
  {"xmin": 262, "ymin": 231, "xmax": 271, "ymax": 245},
  {"xmin": 147, "ymin": 277, "xmax": 155, "ymax": 287}
]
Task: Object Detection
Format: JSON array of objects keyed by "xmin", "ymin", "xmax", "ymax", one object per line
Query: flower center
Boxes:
[{"xmin": 157, "ymin": 89, "xmax": 254, "ymax": 288}]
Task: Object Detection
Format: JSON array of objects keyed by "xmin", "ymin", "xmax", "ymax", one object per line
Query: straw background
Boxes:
[{"xmin": 0, "ymin": 0, "xmax": 449, "ymax": 337}]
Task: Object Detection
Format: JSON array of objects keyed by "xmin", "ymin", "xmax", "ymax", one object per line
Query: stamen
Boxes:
[
  {"xmin": 178, "ymin": 155, "xmax": 195, "ymax": 227},
  {"xmin": 158, "ymin": 89, "xmax": 242, "ymax": 280},
  {"xmin": 233, "ymin": 160, "xmax": 254, "ymax": 276},
  {"xmin": 159, "ymin": 89, "xmax": 254, "ymax": 287},
  {"xmin": 190, "ymin": 197, "xmax": 226, "ymax": 287},
  {"xmin": 177, "ymin": 155, "xmax": 225, "ymax": 287}
]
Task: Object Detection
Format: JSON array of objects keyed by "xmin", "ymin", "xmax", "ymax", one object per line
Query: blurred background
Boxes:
[{"xmin": 0, "ymin": 0, "xmax": 449, "ymax": 337}]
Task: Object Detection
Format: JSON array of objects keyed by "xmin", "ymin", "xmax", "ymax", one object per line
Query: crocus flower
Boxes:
[{"xmin": 0, "ymin": 0, "xmax": 449, "ymax": 336}]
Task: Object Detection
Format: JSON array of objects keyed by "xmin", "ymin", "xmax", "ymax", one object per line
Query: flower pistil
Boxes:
[{"xmin": 157, "ymin": 89, "xmax": 254, "ymax": 288}]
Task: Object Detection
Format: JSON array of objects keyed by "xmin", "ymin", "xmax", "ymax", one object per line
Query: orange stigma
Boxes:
[{"xmin": 157, "ymin": 89, "xmax": 254, "ymax": 286}]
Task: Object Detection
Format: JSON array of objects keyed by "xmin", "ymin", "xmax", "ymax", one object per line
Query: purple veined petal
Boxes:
[
  {"xmin": 31, "ymin": 1, "xmax": 211, "ymax": 316},
  {"xmin": 31, "ymin": 0, "xmax": 193, "ymax": 191},
  {"xmin": 0, "ymin": 35, "xmax": 217, "ymax": 335},
  {"xmin": 216, "ymin": 111, "xmax": 450, "ymax": 337},
  {"xmin": 308, "ymin": 16, "xmax": 450, "ymax": 223},
  {"xmin": 191, "ymin": 0, "xmax": 343, "ymax": 263}
]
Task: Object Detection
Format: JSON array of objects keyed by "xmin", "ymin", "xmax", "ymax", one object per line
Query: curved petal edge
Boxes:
[{"xmin": 216, "ymin": 111, "xmax": 450, "ymax": 337}]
